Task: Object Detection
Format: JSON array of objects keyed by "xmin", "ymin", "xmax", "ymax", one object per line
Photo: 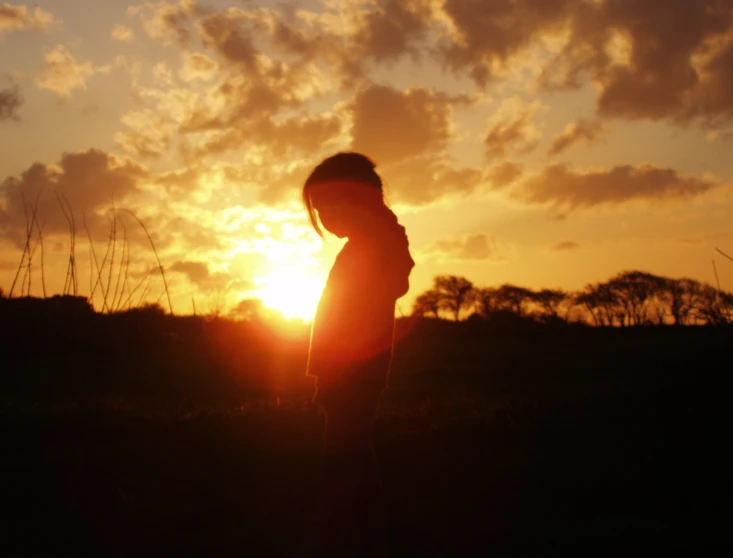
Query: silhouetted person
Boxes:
[{"xmin": 297, "ymin": 153, "xmax": 414, "ymax": 557}]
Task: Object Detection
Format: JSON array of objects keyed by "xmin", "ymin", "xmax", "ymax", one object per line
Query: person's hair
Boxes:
[{"xmin": 302, "ymin": 152, "xmax": 384, "ymax": 237}]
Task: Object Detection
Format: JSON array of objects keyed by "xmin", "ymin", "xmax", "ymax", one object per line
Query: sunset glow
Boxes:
[
  {"xmin": 255, "ymin": 263, "xmax": 326, "ymax": 322},
  {"xmin": 1, "ymin": 0, "xmax": 732, "ymax": 314}
]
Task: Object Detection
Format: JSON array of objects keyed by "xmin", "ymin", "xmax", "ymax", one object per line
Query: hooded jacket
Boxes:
[{"xmin": 306, "ymin": 205, "xmax": 414, "ymax": 392}]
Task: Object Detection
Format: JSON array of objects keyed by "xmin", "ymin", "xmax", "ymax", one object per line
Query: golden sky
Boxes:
[{"xmin": 1, "ymin": 0, "xmax": 732, "ymax": 320}]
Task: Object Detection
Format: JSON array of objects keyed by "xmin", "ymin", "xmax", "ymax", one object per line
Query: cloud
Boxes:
[
  {"xmin": 0, "ymin": 3, "xmax": 55, "ymax": 34},
  {"xmin": 352, "ymin": 0, "xmax": 435, "ymax": 64},
  {"xmin": 113, "ymin": 83, "xmax": 202, "ymax": 163},
  {"xmin": 551, "ymin": 241, "xmax": 580, "ymax": 251},
  {"xmin": 169, "ymin": 259, "xmax": 252, "ymax": 292},
  {"xmin": 131, "ymin": 1, "xmax": 436, "ymax": 91},
  {"xmin": 433, "ymin": 0, "xmax": 733, "ymax": 129},
  {"xmin": 179, "ymin": 51, "xmax": 218, "ymax": 82},
  {"xmin": 0, "ymin": 84, "xmax": 22, "ymax": 121},
  {"xmin": 111, "ymin": 24, "xmax": 134, "ymax": 42},
  {"xmin": 422, "ymin": 233, "xmax": 509, "ymax": 262},
  {"xmin": 196, "ymin": 9, "xmax": 260, "ymax": 70},
  {"xmin": 264, "ymin": 1, "xmax": 436, "ymax": 87},
  {"xmin": 484, "ymin": 97, "xmax": 543, "ymax": 160},
  {"xmin": 193, "ymin": 112, "xmax": 342, "ymax": 161},
  {"xmin": 173, "ymin": 46, "xmax": 330, "ymax": 160},
  {"xmin": 548, "ymin": 118, "xmax": 607, "ymax": 156},
  {"xmin": 115, "ymin": 109, "xmax": 173, "ymax": 159},
  {"xmin": 164, "ymin": 215, "xmax": 223, "ymax": 250},
  {"xmin": 350, "ymin": 84, "xmax": 471, "ymax": 165},
  {"xmin": 538, "ymin": 0, "xmax": 733, "ymax": 127},
  {"xmin": 438, "ymin": 0, "xmax": 576, "ymax": 86},
  {"xmin": 130, "ymin": 0, "xmax": 196, "ymax": 45},
  {"xmin": 594, "ymin": 0, "xmax": 733, "ymax": 124},
  {"xmin": 486, "ymin": 161, "xmax": 524, "ymax": 189},
  {"xmin": 211, "ymin": 159, "xmax": 315, "ymax": 206},
  {"xmin": 35, "ymin": 45, "xmax": 95, "ymax": 99},
  {"xmin": 515, "ymin": 163, "xmax": 720, "ymax": 210},
  {"xmin": 0, "ymin": 149, "xmax": 147, "ymax": 245},
  {"xmin": 170, "ymin": 260, "xmax": 209, "ymax": 284},
  {"xmin": 381, "ymin": 154, "xmax": 485, "ymax": 205}
]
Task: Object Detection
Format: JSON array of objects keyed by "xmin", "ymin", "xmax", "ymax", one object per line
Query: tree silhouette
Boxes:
[
  {"xmin": 534, "ymin": 288, "xmax": 570, "ymax": 322},
  {"xmin": 654, "ymin": 278, "xmax": 699, "ymax": 325},
  {"xmin": 470, "ymin": 287, "xmax": 499, "ymax": 318},
  {"xmin": 696, "ymin": 284, "xmax": 733, "ymax": 325},
  {"xmin": 494, "ymin": 284, "xmax": 535, "ymax": 318},
  {"xmin": 229, "ymin": 298, "xmax": 265, "ymax": 321},
  {"xmin": 574, "ymin": 283, "xmax": 622, "ymax": 326},
  {"xmin": 434, "ymin": 275, "xmax": 474, "ymax": 321},
  {"xmin": 412, "ymin": 289, "xmax": 442, "ymax": 318},
  {"xmin": 410, "ymin": 271, "xmax": 733, "ymax": 327},
  {"xmin": 607, "ymin": 271, "xmax": 664, "ymax": 326}
]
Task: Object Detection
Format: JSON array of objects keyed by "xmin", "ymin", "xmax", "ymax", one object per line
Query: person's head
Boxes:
[{"xmin": 303, "ymin": 152, "xmax": 387, "ymax": 238}]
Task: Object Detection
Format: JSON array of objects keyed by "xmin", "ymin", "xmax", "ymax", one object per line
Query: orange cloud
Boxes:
[
  {"xmin": 439, "ymin": 0, "xmax": 574, "ymax": 86},
  {"xmin": 196, "ymin": 9, "xmax": 260, "ymax": 70},
  {"xmin": 111, "ymin": 24, "xmax": 134, "ymax": 42},
  {"xmin": 486, "ymin": 161, "xmax": 525, "ymax": 189},
  {"xmin": 538, "ymin": 0, "xmax": 733, "ymax": 127},
  {"xmin": 0, "ymin": 84, "xmax": 22, "ymax": 121},
  {"xmin": 130, "ymin": 0, "xmax": 196, "ymax": 45},
  {"xmin": 35, "ymin": 45, "xmax": 95, "ymax": 99},
  {"xmin": 350, "ymin": 84, "xmax": 471, "ymax": 165},
  {"xmin": 432, "ymin": 0, "xmax": 733, "ymax": 131},
  {"xmin": 211, "ymin": 160, "xmax": 315, "ymax": 206},
  {"xmin": 551, "ymin": 241, "xmax": 580, "ymax": 251},
  {"xmin": 179, "ymin": 51, "xmax": 218, "ymax": 82},
  {"xmin": 484, "ymin": 98, "xmax": 543, "ymax": 160},
  {"xmin": 593, "ymin": 0, "xmax": 733, "ymax": 124},
  {"xmin": 0, "ymin": 3, "xmax": 55, "ymax": 33},
  {"xmin": 164, "ymin": 215, "xmax": 223, "ymax": 250},
  {"xmin": 170, "ymin": 259, "xmax": 252, "ymax": 292},
  {"xmin": 548, "ymin": 118, "xmax": 607, "ymax": 156},
  {"xmin": 170, "ymin": 260, "xmax": 209, "ymax": 284},
  {"xmin": 381, "ymin": 154, "xmax": 484, "ymax": 205},
  {"xmin": 351, "ymin": 0, "xmax": 434, "ymax": 63},
  {"xmin": 115, "ymin": 109, "xmax": 172, "ymax": 159},
  {"xmin": 265, "ymin": 1, "xmax": 436, "ymax": 87},
  {"xmin": 0, "ymin": 149, "xmax": 147, "ymax": 244},
  {"xmin": 514, "ymin": 163, "xmax": 721, "ymax": 209},
  {"xmin": 190, "ymin": 111, "xmax": 342, "ymax": 162},
  {"xmin": 422, "ymin": 233, "xmax": 510, "ymax": 262}
]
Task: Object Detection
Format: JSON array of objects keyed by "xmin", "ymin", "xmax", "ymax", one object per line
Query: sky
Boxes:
[{"xmin": 1, "ymin": 0, "xmax": 732, "ymax": 320}]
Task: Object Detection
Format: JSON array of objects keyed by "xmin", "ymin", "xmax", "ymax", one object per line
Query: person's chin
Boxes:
[{"xmin": 324, "ymin": 226, "xmax": 346, "ymax": 238}]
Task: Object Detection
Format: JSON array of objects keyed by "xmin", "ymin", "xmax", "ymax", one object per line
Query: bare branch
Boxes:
[{"xmin": 717, "ymin": 247, "xmax": 733, "ymax": 264}]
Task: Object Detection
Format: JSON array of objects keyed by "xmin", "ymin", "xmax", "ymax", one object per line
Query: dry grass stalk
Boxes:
[
  {"xmin": 115, "ymin": 208, "xmax": 173, "ymax": 315},
  {"xmin": 57, "ymin": 193, "xmax": 78, "ymax": 297},
  {"xmin": 9, "ymin": 191, "xmax": 42, "ymax": 298},
  {"xmin": 104, "ymin": 203, "xmax": 118, "ymax": 311},
  {"xmin": 717, "ymin": 248, "xmax": 733, "ymax": 264}
]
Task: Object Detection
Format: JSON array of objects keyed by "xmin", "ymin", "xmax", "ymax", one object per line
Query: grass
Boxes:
[{"xmin": 1, "ymin": 304, "xmax": 731, "ymax": 556}]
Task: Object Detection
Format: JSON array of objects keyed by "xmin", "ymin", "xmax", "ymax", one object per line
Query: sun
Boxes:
[{"xmin": 255, "ymin": 263, "xmax": 326, "ymax": 322}]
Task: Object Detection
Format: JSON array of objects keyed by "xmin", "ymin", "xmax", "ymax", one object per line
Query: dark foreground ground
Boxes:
[{"xmin": 2, "ymin": 316, "xmax": 732, "ymax": 556}]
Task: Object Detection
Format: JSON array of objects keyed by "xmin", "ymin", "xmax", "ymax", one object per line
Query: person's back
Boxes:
[
  {"xmin": 307, "ymin": 207, "xmax": 413, "ymax": 394},
  {"xmin": 298, "ymin": 152, "xmax": 414, "ymax": 557}
]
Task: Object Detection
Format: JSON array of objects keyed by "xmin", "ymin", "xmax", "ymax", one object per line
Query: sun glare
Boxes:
[{"xmin": 255, "ymin": 263, "xmax": 326, "ymax": 322}]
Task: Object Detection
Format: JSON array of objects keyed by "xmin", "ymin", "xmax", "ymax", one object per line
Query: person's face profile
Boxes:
[
  {"xmin": 310, "ymin": 183, "xmax": 353, "ymax": 238},
  {"xmin": 309, "ymin": 181, "xmax": 379, "ymax": 238}
]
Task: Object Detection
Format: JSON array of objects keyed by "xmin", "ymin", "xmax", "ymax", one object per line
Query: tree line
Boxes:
[{"xmin": 411, "ymin": 271, "xmax": 733, "ymax": 326}]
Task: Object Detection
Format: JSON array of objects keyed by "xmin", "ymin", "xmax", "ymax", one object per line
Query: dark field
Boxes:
[{"xmin": 2, "ymin": 304, "xmax": 731, "ymax": 556}]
